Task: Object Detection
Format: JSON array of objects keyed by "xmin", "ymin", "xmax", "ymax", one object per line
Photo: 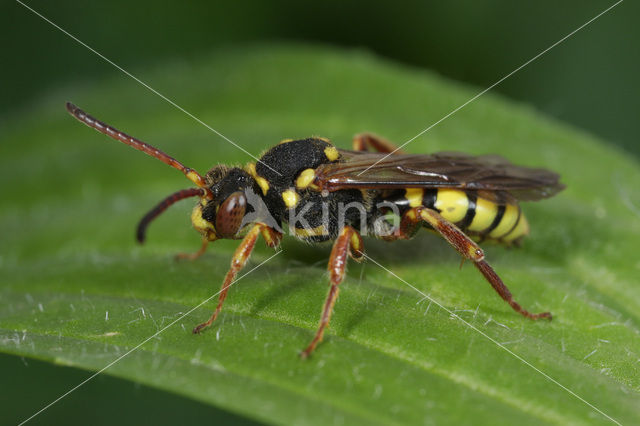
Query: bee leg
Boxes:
[
  {"xmin": 193, "ymin": 224, "xmax": 264, "ymax": 334},
  {"xmin": 301, "ymin": 226, "xmax": 362, "ymax": 358},
  {"xmin": 260, "ymin": 226, "xmax": 283, "ymax": 249},
  {"xmin": 352, "ymin": 133, "xmax": 405, "ymax": 154},
  {"xmin": 175, "ymin": 238, "xmax": 209, "ymax": 261},
  {"xmin": 411, "ymin": 207, "xmax": 552, "ymax": 320}
]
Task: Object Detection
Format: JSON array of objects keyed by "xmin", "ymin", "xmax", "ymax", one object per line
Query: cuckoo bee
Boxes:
[{"xmin": 66, "ymin": 103, "xmax": 564, "ymax": 358}]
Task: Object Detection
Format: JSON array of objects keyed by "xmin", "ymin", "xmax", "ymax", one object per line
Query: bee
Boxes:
[{"xmin": 66, "ymin": 102, "xmax": 564, "ymax": 358}]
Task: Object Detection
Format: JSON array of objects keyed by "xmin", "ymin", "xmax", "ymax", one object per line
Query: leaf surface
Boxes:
[{"xmin": 1, "ymin": 45, "xmax": 639, "ymax": 425}]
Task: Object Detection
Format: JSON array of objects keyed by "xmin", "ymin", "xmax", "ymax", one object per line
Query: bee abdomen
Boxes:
[{"xmin": 405, "ymin": 188, "xmax": 529, "ymax": 243}]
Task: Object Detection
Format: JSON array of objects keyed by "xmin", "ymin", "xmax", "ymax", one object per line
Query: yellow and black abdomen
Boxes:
[{"xmin": 406, "ymin": 188, "xmax": 529, "ymax": 243}]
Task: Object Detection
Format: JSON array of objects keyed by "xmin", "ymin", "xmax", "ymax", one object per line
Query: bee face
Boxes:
[
  {"xmin": 190, "ymin": 202, "xmax": 217, "ymax": 241},
  {"xmin": 191, "ymin": 167, "xmax": 256, "ymax": 240}
]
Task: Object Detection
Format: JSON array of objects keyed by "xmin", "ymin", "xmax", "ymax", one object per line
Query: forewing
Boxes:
[{"xmin": 314, "ymin": 150, "xmax": 565, "ymax": 201}]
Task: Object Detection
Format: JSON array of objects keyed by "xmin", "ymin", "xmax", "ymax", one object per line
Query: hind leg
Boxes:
[
  {"xmin": 403, "ymin": 207, "xmax": 551, "ymax": 320},
  {"xmin": 352, "ymin": 133, "xmax": 405, "ymax": 154}
]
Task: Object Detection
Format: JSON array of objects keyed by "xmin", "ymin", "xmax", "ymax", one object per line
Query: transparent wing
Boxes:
[{"xmin": 314, "ymin": 150, "xmax": 565, "ymax": 201}]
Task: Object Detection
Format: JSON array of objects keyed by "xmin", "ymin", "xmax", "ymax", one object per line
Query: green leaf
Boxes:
[{"xmin": 2, "ymin": 44, "xmax": 639, "ymax": 424}]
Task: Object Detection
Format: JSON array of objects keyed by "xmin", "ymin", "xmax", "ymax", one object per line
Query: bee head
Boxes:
[{"xmin": 190, "ymin": 166, "xmax": 258, "ymax": 241}]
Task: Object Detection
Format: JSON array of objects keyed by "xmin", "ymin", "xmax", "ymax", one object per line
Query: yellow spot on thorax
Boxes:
[
  {"xmin": 405, "ymin": 188, "xmax": 424, "ymax": 208},
  {"xmin": 435, "ymin": 189, "xmax": 469, "ymax": 223},
  {"xmin": 245, "ymin": 162, "xmax": 256, "ymax": 177},
  {"xmin": 489, "ymin": 204, "xmax": 519, "ymax": 238},
  {"xmin": 468, "ymin": 197, "xmax": 499, "ymax": 232},
  {"xmin": 245, "ymin": 162, "xmax": 270, "ymax": 195},
  {"xmin": 282, "ymin": 189, "xmax": 300, "ymax": 208},
  {"xmin": 296, "ymin": 168, "xmax": 317, "ymax": 189},
  {"xmin": 324, "ymin": 146, "xmax": 340, "ymax": 161}
]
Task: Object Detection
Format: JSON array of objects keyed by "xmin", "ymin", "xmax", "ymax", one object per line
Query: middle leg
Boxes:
[{"xmin": 301, "ymin": 226, "xmax": 363, "ymax": 358}]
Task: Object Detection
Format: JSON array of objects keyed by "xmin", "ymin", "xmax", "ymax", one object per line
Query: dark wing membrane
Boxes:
[{"xmin": 314, "ymin": 149, "xmax": 565, "ymax": 201}]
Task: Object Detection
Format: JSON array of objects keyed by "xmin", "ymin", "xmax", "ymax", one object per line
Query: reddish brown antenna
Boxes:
[
  {"xmin": 66, "ymin": 102, "xmax": 213, "ymax": 199},
  {"xmin": 136, "ymin": 188, "xmax": 205, "ymax": 243}
]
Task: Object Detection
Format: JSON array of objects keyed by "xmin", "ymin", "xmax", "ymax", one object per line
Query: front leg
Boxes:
[
  {"xmin": 175, "ymin": 237, "xmax": 209, "ymax": 261},
  {"xmin": 352, "ymin": 133, "xmax": 405, "ymax": 154},
  {"xmin": 301, "ymin": 226, "xmax": 363, "ymax": 358},
  {"xmin": 193, "ymin": 224, "xmax": 280, "ymax": 334},
  {"xmin": 407, "ymin": 207, "xmax": 551, "ymax": 320}
]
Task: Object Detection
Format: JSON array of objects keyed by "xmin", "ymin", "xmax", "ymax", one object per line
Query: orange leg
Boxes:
[
  {"xmin": 352, "ymin": 133, "xmax": 405, "ymax": 154},
  {"xmin": 301, "ymin": 226, "xmax": 363, "ymax": 358},
  {"xmin": 260, "ymin": 226, "xmax": 283, "ymax": 248},
  {"xmin": 175, "ymin": 238, "xmax": 209, "ymax": 261},
  {"xmin": 405, "ymin": 207, "xmax": 551, "ymax": 320},
  {"xmin": 193, "ymin": 224, "xmax": 278, "ymax": 334}
]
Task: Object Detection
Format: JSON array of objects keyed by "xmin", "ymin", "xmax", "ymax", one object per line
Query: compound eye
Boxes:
[{"xmin": 215, "ymin": 191, "xmax": 247, "ymax": 238}]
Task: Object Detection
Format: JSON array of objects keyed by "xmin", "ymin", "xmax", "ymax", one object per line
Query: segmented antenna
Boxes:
[
  {"xmin": 136, "ymin": 188, "xmax": 205, "ymax": 243},
  {"xmin": 66, "ymin": 102, "xmax": 213, "ymax": 199}
]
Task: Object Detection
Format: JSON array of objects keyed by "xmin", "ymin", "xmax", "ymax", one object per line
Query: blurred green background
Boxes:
[
  {"xmin": 4, "ymin": 0, "xmax": 638, "ymax": 155},
  {"xmin": 2, "ymin": 1, "xmax": 637, "ymax": 424}
]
